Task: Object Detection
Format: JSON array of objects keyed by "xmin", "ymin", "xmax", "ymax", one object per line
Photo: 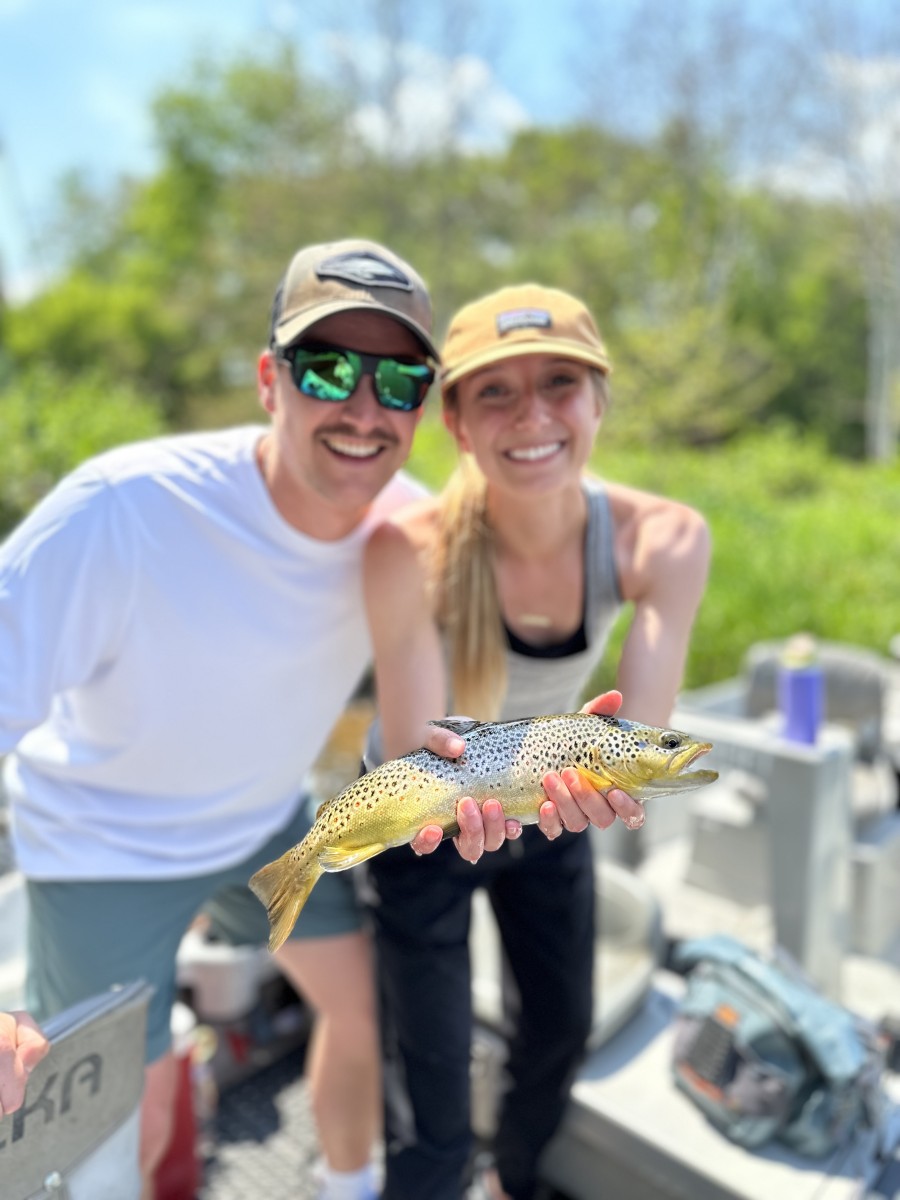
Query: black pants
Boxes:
[{"xmin": 363, "ymin": 826, "xmax": 596, "ymax": 1200}]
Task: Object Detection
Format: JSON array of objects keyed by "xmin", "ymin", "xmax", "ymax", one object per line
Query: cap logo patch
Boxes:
[
  {"xmin": 316, "ymin": 251, "xmax": 413, "ymax": 292},
  {"xmin": 496, "ymin": 308, "xmax": 553, "ymax": 336}
]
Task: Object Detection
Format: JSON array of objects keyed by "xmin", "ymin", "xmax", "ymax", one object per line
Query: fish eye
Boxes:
[{"xmin": 661, "ymin": 733, "xmax": 682, "ymax": 750}]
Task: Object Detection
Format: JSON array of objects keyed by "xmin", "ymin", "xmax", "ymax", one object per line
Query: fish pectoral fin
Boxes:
[
  {"xmin": 319, "ymin": 843, "xmax": 386, "ymax": 872},
  {"xmin": 574, "ymin": 766, "xmax": 616, "ymax": 792}
]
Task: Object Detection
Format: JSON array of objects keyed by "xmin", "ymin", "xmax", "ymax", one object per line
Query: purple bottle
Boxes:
[{"xmin": 778, "ymin": 633, "xmax": 823, "ymax": 745}]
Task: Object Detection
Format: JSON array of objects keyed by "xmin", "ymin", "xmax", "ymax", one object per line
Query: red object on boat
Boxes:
[{"xmin": 154, "ymin": 1036, "xmax": 200, "ymax": 1199}]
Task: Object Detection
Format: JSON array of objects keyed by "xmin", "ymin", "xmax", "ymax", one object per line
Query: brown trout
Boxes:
[{"xmin": 250, "ymin": 712, "xmax": 717, "ymax": 950}]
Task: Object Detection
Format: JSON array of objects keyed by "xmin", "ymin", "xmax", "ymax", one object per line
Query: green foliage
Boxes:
[
  {"xmin": 5, "ymin": 272, "xmax": 198, "ymax": 421},
  {"xmin": 594, "ymin": 428, "xmax": 900, "ymax": 690},
  {"xmin": 0, "ymin": 366, "xmax": 164, "ymax": 535},
  {"xmin": 727, "ymin": 194, "xmax": 869, "ymax": 454},
  {"xmin": 609, "ymin": 304, "xmax": 786, "ymax": 445}
]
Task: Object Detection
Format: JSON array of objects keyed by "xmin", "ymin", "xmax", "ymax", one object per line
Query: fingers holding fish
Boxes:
[
  {"xmin": 408, "ymin": 719, "xmax": 469, "ymax": 857},
  {"xmin": 482, "ymin": 797, "xmax": 521, "ymax": 852},
  {"xmin": 452, "ymin": 797, "xmax": 484, "ymax": 862},
  {"xmin": 410, "ymin": 824, "xmax": 444, "ymax": 856},
  {"xmin": 421, "ymin": 722, "xmax": 467, "ymax": 761},
  {"xmin": 540, "ymin": 771, "xmax": 591, "ymax": 835},
  {"xmin": 580, "ymin": 689, "xmax": 624, "ymax": 718},
  {"xmin": 542, "ymin": 766, "xmax": 647, "ymax": 834},
  {"xmin": 412, "ymin": 796, "xmax": 520, "ymax": 859},
  {"xmin": 537, "ymin": 798, "xmax": 564, "ymax": 840},
  {"xmin": 452, "ymin": 796, "xmax": 515, "ymax": 862},
  {"xmin": 559, "ymin": 767, "xmax": 645, "ymax": 832},
  {"xmin": 604, "ymin": 786, "xmax": 646, "ymax": 830}
]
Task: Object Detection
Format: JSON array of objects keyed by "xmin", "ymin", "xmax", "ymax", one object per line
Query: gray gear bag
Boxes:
[{"xmin": 671, "ymin": 935, "xmax": 887, "ymax": 1158}]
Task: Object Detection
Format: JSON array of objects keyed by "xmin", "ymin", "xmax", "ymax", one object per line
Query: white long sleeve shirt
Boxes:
[{"xmin": 0, "ymin": 425, "xmax": 424, "ymax": 880}]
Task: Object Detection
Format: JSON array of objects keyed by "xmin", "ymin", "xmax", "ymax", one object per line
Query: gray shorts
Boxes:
[{"xmin": 25, "ymin": 797, "xmax": 362, "ymax": 1063}]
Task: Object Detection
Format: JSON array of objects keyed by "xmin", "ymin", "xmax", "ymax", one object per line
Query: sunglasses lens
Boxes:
[
  {"xmin": 285, "ymin": 346, "xmax": 433, "ymax": 410},
  {"xmin": 375, "ymin": 360, "xmax": 435, "ymax": 411},
  {"xmin": 290, "ymin": 349, "xmax": 361, "ymax": 401}
]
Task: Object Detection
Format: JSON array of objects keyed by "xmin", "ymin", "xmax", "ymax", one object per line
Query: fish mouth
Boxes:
[{"xmin": 670, "ymin": 741, "xmax": 712, "ymax": 776}]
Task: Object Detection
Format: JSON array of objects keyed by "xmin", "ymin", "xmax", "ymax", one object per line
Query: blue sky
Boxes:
[
  {"xmin": 1, "ymin": 0, "xmax": 895, "ymax": 300},
  {"xmin": 0, "ymin": 0, "xmax": 605, "ymax": 297}
]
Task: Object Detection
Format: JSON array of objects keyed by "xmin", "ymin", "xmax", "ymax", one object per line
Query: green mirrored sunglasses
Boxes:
[{"xmin": 277, "ymin": 342, "xmax": 436, "ymax": 411}]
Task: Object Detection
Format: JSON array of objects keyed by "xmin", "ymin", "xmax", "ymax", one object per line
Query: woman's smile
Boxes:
[{"xmin": 504, "ymin": 440, "xmax": 565, "ymax": 463}]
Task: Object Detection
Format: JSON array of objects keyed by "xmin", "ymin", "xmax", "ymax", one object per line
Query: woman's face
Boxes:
[{"xmin": 445, "ymin": 353, "xmax": 604, "ymax": 494}]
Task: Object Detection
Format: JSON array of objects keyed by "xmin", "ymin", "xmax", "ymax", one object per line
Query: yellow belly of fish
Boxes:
[{"xmin": 315, "ymin": 773, "xmax": 555, "ymax": 871}]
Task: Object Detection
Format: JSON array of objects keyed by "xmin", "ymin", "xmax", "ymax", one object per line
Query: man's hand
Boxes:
[
  {"xmin": 410, "ymin": 721, "xmax": 522, "ymax": 861},
  {"xmin": 537, "ymin": 690, "xmax": 646, "ymax": 838},
  {"xmin": 0, "ymin": 1010, "xmax": 49, "ymax": 1119}
]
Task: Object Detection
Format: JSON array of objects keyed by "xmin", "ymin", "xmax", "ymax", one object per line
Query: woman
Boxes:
[{"xmin": 362, "ymin": 283, "xmax": 711, "ymax": 1200}]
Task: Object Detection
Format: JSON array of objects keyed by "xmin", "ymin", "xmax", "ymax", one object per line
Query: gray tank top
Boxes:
[
  {"xmin": 364, "ymin": 481, "xmax": 622, "ymax": 768},
  {"xmin": 497, "ymin": 479, "xmax": 622, "ymax": 720}
]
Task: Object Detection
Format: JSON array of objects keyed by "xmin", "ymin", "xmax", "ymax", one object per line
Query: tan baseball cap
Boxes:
[
  {"xmin": 441, "ymin": 283, "xmax": 611, "ymax": 391},
  {"xmin": 268, "ymin": 238, "xmax": 438, "ymax": 359}
]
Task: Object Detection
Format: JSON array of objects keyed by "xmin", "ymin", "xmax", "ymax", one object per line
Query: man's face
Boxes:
[{"xmin": 258, "ymin": 310, "xmax": 430, "ymax": 536}]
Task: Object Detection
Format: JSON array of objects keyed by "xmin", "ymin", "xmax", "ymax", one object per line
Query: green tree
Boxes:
[{"xmin": 0, "ymin": 366, "xmax": 164, "ymax": 535}]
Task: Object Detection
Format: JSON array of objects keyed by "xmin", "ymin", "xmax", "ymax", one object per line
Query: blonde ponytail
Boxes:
[{"xmin": 429, "ymin": 454, "xmax": 507, "ymax": 720}]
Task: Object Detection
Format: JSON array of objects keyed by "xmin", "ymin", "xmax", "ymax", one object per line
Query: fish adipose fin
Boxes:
[
  {"xmin": 249, "ymin": 856, "xmax": 320, "ymax": 953},
  {"xmin": 319, "ymin": 843, "xmax": 386, "ymax": 871}
]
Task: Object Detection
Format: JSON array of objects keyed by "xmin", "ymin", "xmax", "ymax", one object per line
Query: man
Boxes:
[{"xmin": 0, "ymin": 238, "xmax": 642, "ymax": 1199}]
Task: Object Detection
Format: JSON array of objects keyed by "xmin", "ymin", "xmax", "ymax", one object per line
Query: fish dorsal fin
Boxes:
[
  {"xmin": 427, "ymin": 716, "xmax": 483, "ymax": 736},
  {"xmin": 319, "ymin": 843, "xmax": 386, "ymax": 871}
]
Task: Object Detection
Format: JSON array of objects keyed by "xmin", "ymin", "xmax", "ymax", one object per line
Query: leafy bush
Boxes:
[{"xmin": 0, "ymin": 366, "xmax": 165, "ymax": 536}]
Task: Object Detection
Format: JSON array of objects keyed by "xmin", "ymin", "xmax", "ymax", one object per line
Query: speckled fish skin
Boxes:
[{"xmin": 249, "ymin": 712, "xmax": 717, "ymax": 951}]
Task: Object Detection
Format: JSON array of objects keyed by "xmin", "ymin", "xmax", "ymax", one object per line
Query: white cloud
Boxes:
[
  {"xmin": 822, "ymin": 53, "xmax": 900, "ymax": 200},
  {"xmin": 826, "ymin": 53, "xmax": 900, "ymax": 95},
  {"xmin": 746, "ymin": 52, "xmax": 900, "ymax": 205},
  {"xmin": 752, "ymin": 150, "xmax": 851, "ymax": 204},
  {"xmin": 3, "ymin": 262, "xmax": 48, "ymax": 304},
  {"xmin": 321, "ymin": 33, "xmax": 530, "ymax": 158}
]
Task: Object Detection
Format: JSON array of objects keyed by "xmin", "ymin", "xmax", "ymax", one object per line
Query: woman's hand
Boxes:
[
  {"xmin": 537, "ymin": 690, "xmax": 646, "ymax": 838},
  {"xmin": 409, "ymin": 721, "xmax": 522, "ymax": 862}
]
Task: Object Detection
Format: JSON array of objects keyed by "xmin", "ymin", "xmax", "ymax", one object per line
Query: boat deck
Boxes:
[{"xmin": 202, "ymin": 1049, "xmax": 321, "ymax": 1200}]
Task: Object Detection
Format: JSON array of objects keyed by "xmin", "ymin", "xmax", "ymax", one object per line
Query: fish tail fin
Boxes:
[{"xmin": 248, "ymin": 854, "xmax": 320, "ymax": 953}]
